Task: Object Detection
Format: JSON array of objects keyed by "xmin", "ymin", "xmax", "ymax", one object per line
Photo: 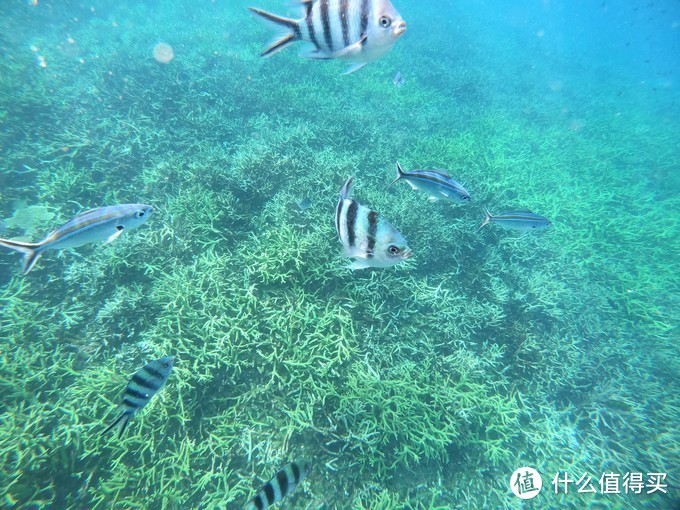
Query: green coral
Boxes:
[{"xmin": 0, "ymin": 1, "xmax": 677, "ymax": 509}]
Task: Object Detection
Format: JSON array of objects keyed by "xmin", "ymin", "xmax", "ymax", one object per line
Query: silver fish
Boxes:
[
  {"xmin": 0, "ymin": 204, "xmax": 153, "ymax": 274},
  {"xmin": 387, "ymin": 162, "xmax": 471, "ymax": 203},
  {"xmin": 102, "ymin": 356, "xmax": 174, "ymax": 439},
  {"xmin": 245, "ymin": 460, "xmax": 311, "ymax": 510},
  {"xmin": 477, "ymin": 207, "xmax": 552, "ymax": 232},
  {"xmin": 249, "ymin": 0, "xmax": 407, "ymax": 75},
  {"xmin": 336, "ymin": 176, "xmax": 412, "ymax": 269},
  {"xmin": 393, "ymin": 70, "xmax": 403, "ymax": 87}
]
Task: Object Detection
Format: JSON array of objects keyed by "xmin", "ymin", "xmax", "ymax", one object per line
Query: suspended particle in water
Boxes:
[{"xmin": 153, "ymin": 42, "xmax": 174, "ymax": 64}]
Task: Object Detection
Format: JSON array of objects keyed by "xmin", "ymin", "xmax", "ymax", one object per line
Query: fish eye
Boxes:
[
  {"xmin": 388, "ymin": 245, "xmax": 399, "ymax": 255},
  {"xmin": 163, "ymin": 361, "xmax": 171, "ymax": 367},
  {"xmin": 462, "ymin": 195, "xmax": 470, "ymax": 201},
  {"xmin": 379, "ymin": 16, "xmax": 391, "ymax": 28},
  {"xmin": 135, "ymin": 210, "xmax": 145, "ymax": 218}
]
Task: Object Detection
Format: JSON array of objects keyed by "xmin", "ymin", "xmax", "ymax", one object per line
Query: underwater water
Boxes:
[{"xmin": 0, "ymin": 0, "xmax": 678, "ymax": 508}]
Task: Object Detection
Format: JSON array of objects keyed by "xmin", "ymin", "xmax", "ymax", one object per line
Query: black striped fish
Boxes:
[
  {"xmin": 245, "ymin": 460, "xmax": 311, "ymax": 510},
  {"xmin": 477, "ymin": 207, "xmax": 552, "ymax": 232},
  {"xmin": 102, "ymin": 356, "xmax": 174, "ymax": 439},
  {"xmin": 387, "ymin": 162, "xmax": 471, "ymax": 203},
  {"xmin": 336, "ymin": 176, "xmax": 412, "ymax": 269},
  {"xmin": 249, "ymin": 0, "xmax": 406, "ymax": 75},
  {"xmin": 0, "ymin": 204, "xmax": 153, "ymax": 275}
]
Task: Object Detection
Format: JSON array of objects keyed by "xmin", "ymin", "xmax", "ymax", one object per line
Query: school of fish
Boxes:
[{"xmin": 0, "ymin": 1, "xmax": 555, "ymax": 508}]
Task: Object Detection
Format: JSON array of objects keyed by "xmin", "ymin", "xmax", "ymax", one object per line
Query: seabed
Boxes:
[{"xmin": 0, "ymin": 1, "xmax": 677, "ymax": 509}]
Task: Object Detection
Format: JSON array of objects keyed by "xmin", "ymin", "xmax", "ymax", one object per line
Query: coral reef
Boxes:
[{"xmin": 0, "ymin": 1, "xmax": 677, "ymax": 509}]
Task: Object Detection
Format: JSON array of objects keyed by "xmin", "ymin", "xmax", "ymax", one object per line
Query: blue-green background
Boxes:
[{"xmin": 0, "ymin": 0, "xmax": 678, "ymax": 509}]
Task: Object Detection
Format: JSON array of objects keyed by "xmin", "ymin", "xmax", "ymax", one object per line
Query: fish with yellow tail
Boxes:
[
  {"xmin": 102, "ymin": 356, "xmax": 174, "ymax": 439},
  {"xmin": 245, "ymin": 460, "xmax": 311, "ymax": 510},
  {"xmin": 336, "ymin": 176, "xmax": 412, "ymax": 269},
  {"xmin": 248, "ymin": 0, "xmax": 406, "ymax": 75},
  {"xmin": 0, "ymin": 203, "xmax": 153, "ymax": 274}
]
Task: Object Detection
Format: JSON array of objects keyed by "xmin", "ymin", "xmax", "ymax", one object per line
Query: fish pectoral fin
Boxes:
[
  {"xmin": 341, "ymin": 62, "xmax": 368, "ymax": 75},
  {"xmin": 348, "ymin": 259, "xmax": 372, "ymax": 270},
  {"xmin": 102, "ymin": 227, "xmax": 124, "ymax": 246},
  {"xmin": 333, "ymin": 35, "xmax": 367, "ymax": 59},
  {"xmin": 439, "ymin": 191, "xmax": 451, "ymax": 198},
  {"xmin": 428, "ymin": 196, "xmax": 440, "ymax": 202}
]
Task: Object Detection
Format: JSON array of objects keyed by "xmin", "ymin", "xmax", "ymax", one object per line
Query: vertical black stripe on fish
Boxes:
[
  {"xmin": 125, "ymin": 387, "xmax": 149, "ymax": 400},
  {"xmin": 291, "ymin": 462, "xmax": 301, "ymax": 484},
  {"xmin": 122, "ymin": 397, "xmax": 142, "ymax": 409},
  {"xmin": 335, "ymin": 200, "xmax": 344, "ymax": 236},
  {"xmin": 306, "ymin": 8, "xmax": 320, "ymax": 50},
  {"xmin": 142, "ymin": 365, "xmax": 165, "ymax": 380},
  {"xmin": 346, "ymin": 201, "xmax": 358, "ymax": 247},
  {"xmin": 253, "ymin": 494, "xmax": 265, "ymax": 510},
  {"xmin": 320, "ymin": 0, "xmax": 334, "ymax": 52},
  {"xmin": 131, "ymin": 372, "xmax": 161, "ymax": 391},
  {"xmin": 360, "ymin": 0, "xmax": 370, "ymax": 37},
  {"xmin": 263, "ymin": 482, "xmax": 276, "ymax": 505},
  {"xmin": 366, "ymin": 211, "xmax": 378, "ymax": 258},
  {"xmin": 276, "ymin": 469, "xmax": 290, "ymax": 498},
  {"xmin": 339, "ymin": 0, "xmax": 350, "ymax": 47}
]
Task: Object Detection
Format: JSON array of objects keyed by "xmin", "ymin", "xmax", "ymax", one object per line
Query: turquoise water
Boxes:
[{"xmin": 0, "ymin": 1, "xmax": 678, "ymax": 509}]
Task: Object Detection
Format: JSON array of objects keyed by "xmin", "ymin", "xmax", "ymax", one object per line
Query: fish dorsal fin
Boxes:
[
  {"xmin": 73, "ymin": 207, "xmax": 101, "ymax": 220},
  {"xmin": 516, "ymin": 208, "xmax": 534, "ymax": 213},
  {"xmin": 432, "ymin": 168, "xmax": 451, "ymax": 177}
]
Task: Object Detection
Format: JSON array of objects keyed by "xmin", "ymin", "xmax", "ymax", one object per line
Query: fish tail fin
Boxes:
[
  {"xmin": 0, "ymin": 237, "xmax": 42, "ymax": 275},
  {"xmin": 386, "ymin": 161, "xmax": 405, "ymax": 190},
  {"xmin": 248, "ymin": 7, "xmax": 301, "ymax": 57},
  {"xmin": 340, "ymin": 177, "xmax": 354, "ymax": 199},
  {"xmin": 476, "ymin": 207, "xmax": 492, "ymax": 233},
  {"xmin": 102, "ymin": 411, "xmax": 131, "ymax": 438}
]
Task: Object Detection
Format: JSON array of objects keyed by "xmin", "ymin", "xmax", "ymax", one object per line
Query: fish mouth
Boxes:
[
  {"xmin": 402, "ymin": 250, "xmax": 413, "ymax": 259},
  {"xmin": 394, "ymin": 21, "xmax": 407, "ymax": 37}
]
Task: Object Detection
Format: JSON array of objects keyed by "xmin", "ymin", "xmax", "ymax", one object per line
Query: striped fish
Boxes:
[
  {"xmin": 387, "ymin": 162, "xmax": 471, "ymax": 203},
  {"xmin": 0, "ymin": 203, "xmax": 153, "ymax": 275},
  {"xmin": 477, "ymin": 207, "xmax": 552, "ymax": 232},
  {"xmin": 249, "ymin": 0, "xmax": 406, "ymax": 75},
  {"xmin": 336, "ymin": 176, "xmax": 412, "ymax": 269},
  {"xmin": 245, "ymin": 460, "xmax": 311, "ymax": 510},
  {"xmin": 102, "ymin": 356, "xmax": 174, "ymax": 439}
]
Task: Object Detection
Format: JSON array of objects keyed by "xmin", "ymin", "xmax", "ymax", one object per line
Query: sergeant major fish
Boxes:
[
  {"xmin": 245, "ymin": 460, "xmax": 311, "ymax": 510},
  {"xmin": 102, "ymin": 356, "xmax": 174, "ymax": 439},
  {"xmin": 336, "ymin": 176, "xmax": 412, "ymax": 269},
  {"xmin": 477, "ymin": 207, "xmax": 552, "ymax": 232},
  {"xmin": 386, "ymin": 162, "xmax": 471, "ymax": 203},
  {"xmin": 0, "ymin": 203, "xmax": 153, "ymax": 275},
  {"xmin": 248, "ymin": 0, "xmax": 407, "ymax": 75}
]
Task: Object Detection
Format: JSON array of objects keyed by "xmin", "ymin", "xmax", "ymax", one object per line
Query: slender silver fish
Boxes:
[
  {"xmin": 245, "ymin": 460, "xmax": 311, "ymax": 510},
  {"xmin": 336, "ymin": 176, "xmax": 412, "ymax": 269},
  {"xmin": 477, "ymin": 207, "xmax": 552, "ymax": 232},
  {"xmin": 393, "ymin": 70, "xmax": 404, "ymax": 87},
  {"xmin": 386, "ymin": 162, "xmax": 471, "ymax": 203},
  {"xmin": 102, "ymin": 356, "xmax": 174, "ymax": 439},
  {"xmin": 0, "ymin": 204, "xmax": 153, "ymax": 274},
  {"xmin": 249, "ymin": 0, "xmax": 406, "ymax": 75}
]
